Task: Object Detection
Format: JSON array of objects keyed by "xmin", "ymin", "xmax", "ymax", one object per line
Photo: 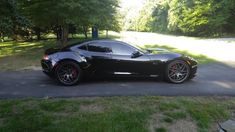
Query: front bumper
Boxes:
[{"xmin": 189, "ymin": 64, "xmax": 197, "ymax": 79}]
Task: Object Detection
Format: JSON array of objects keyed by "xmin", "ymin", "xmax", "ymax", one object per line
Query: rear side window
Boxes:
[
  {"xmin": 87, "ymin": 42, "xmax": 111, "ymax": 53},
  {"xmin": 78, "ymin": 45, "xmax": 87, "ymax": 50}
]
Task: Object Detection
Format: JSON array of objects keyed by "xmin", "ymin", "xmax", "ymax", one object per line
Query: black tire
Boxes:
[
  {"xmin": 165, "ymin": 60, "xmax": 190, "ymax": 84},
  {"xmin": 55, "ymin": 61, "xmax": 82, "ymax": 86}
]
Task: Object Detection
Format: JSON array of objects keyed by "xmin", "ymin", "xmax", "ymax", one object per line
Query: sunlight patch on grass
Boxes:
[
  {"xmin": 143, "ymin": 44, "xmax": 216, "ymax": 64},
  {"xmin": 0, "ymin": 32, "xmax": 120, "ymax": 71}
]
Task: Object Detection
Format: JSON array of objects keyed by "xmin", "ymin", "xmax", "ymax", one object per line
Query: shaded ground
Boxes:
[{"xmin": 0, "ymin": 62, "xmax": 235, "ymax": 98}]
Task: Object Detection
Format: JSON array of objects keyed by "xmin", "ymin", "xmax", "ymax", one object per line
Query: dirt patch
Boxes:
[
  {"xmin": 168, "ymin": 120, "xmax": 197, "ymax": 132},
  {"xmin": 149, "ymin": 112, "xmax": 197, "ymax": 132},
  {"xmin": 208, "ymin": 122, "xmax": 219, "ymax": 132},
  {"xmin": 18, "ymin": 66, "xmax": 42, "ymax": 71},
  {"xmin": 79, "ymin": 104, "xmax": 104, "ymax": 113},
  {"xmin": 0, "ymin": 55, "xmax": 40, "ymax": 71},
  {"xmin": 149, "ymin": 113, "xmax": 165, "ymax": 132}
]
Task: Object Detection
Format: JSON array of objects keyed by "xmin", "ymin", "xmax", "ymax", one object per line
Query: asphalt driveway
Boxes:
[{"xmin": 0, "ymin": 62, "xmax": 235, "ymax": 98}]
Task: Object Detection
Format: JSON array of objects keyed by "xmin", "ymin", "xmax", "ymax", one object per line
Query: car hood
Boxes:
[{"xmin": 147, "ymin": 51, "xmax": 183, "ymax": 62}]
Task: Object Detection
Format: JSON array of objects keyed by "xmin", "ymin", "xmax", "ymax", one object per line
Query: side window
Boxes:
[
  {"xmin": 111, "ymin": 42, "xmax": 136, "ymax": 55},
  {"xmin": 87, "ymin": 42, "xmax": 111, "ymax": 53},
  {"xmin": 78, "ymin": 45, "xmax": 87, "ymax": 51}
]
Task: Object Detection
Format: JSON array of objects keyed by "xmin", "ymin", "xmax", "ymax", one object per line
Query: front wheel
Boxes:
[
  {"xmin": 55, "ymin": 61, "xmax": 82, "ymax": 86},
  {"xmin": 165, "ymin": 60, "xmax": 190, "ymax": 84}
]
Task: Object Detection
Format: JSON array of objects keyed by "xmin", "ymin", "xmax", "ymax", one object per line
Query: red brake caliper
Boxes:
[
  {"xmin": 72, "ymin": 68, "xmax": 78, "ymax": 78},
  {"xmin": 172, "ymin": 64, "xmax": 176, "ymax": 74}
]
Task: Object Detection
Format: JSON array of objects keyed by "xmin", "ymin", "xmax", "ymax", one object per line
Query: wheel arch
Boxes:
[
  {"xmin": 164, "ymin": 59, "xmax": 191, "ymax": 83},
  {"xmin": 53, "ymin": 58, "xmax": 83, "ymax": 86},
  {"xmin": 52, "ymin": 59, "xmax": 82, "ymax": 73}
]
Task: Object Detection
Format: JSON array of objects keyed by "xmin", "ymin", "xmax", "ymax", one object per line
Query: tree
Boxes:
[
  {"xmin": 21, "ymin": 0, "xmax": 82, "ymax": 46},
  {"xmin": 168, "ymin": 0, "xmax": 235, "ymax": 36},
  {"xmin": 97, "ymin": 0, "xmax": 121, "ymax": 37},
  {"xmin": 0, "ymin": 0, "xmax": 30, "ymax": 41},
  {"xmin": 129, "ymin": 0, "xmax": 235, "ymax": 36},
  {"xmin": 21, "ymin": 0, "xmax": 120, "ymax": 45},
  {"xmin": 150, "ymin": 0, "xmax": 169, "ymax": 33},
  {"xmin": 75, "ymin": 0, "xmax": 121, "ymax": 38}
]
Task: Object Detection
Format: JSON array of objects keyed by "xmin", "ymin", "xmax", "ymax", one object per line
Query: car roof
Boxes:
[
  {"xmin": 62, "ymin": 39, "xmax": 115, "ymax": 49},
  {"xmin": 62, "ymin": 39, "xmax": 132, "ymax": 51},
  {"xmin": 84, "ymin": 39, "xmax": 124, "ymax": 44}
]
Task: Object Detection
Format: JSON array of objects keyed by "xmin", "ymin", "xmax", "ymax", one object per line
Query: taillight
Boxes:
[{"xmin": 43, "ymin": 55, "xmax": 49, "ymax": 60}]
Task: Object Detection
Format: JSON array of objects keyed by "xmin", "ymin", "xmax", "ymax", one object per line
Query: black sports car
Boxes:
[{"xmin": 41, "ymin": 40, "xmax": 197, "ymax": 85}]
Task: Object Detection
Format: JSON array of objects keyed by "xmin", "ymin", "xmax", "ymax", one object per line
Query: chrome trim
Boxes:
[
  {"xmin": 150, "ymin": 75, "xmax": 159, "ymax": 77},
  {"xmin": 114, "ymin": 72, "xmax": 131, "ymax": 75}
]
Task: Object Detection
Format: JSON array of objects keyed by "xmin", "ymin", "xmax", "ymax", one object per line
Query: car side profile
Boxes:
[{"xmin": 41, "ymin": 40, "xmax": 197, "ymax": 85}]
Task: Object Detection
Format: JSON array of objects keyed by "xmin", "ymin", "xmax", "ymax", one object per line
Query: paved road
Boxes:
[{"xmin": 0, "ymin": 62, "xmax": 235, "ymax": 98}]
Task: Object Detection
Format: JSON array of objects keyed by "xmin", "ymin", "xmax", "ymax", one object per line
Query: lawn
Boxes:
[
  {"xmin": 0, "ymin": 39, "xmax": 72, "ymax": 71},
  {"xmin": 0, "ymin": 32, "xmax": 120, "ymax": 71},
  {"xmin": 0, "ymin": 31, "xmax": 215, "ymax": 71},
  {"xmin": 0, "ymin": 96, "xmax": 234, "ymax": 132},
  {"xmin": 142, "ymin": 44, "xmax": 216, "ymax": 64}
]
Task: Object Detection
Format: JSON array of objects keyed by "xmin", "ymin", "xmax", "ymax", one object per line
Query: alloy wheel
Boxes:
[
  {"xmin": 56, "ymin": 64, "xmax": 79, "ymax": 85},
  {"xmin": 167, "ymin": 60, "xmax": 190, "ymax": 83}
]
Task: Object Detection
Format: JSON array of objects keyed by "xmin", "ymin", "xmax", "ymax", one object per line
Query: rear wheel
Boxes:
[
  {"xmin": 55, "ymin": 61, "xmax": 82, "ymax": 86},
  {"xmin": 165, "ymin": 60, "xmax": 190, "ymax": 84}
]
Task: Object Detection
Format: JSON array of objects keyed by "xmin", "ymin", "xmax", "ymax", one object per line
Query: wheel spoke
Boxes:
[
  {"xmin": 57, "ymin": 64, "xmax": 79, "ymax": 84},
  {"xmin": 169, "ymin": 73, "xmax": 175, "ymax": 77},
  {"xmin": 168, "ymin": 61, "xmax": 189, "ymax": 83}
]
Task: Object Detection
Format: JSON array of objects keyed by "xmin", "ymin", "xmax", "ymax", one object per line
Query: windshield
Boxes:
[{"xmin": 132, "ymin": 44, "xmax": 148, "ymax": 53}]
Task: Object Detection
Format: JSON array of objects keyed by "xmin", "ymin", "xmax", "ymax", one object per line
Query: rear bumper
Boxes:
[{"xmin": 41, "ymin": 59, "xmax": 54, "ymax": 77}]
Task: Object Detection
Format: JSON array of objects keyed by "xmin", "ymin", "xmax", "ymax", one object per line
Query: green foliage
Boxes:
[
  {"xmin": 0, "ymin": 0, "xmax": 120, "ymax": 43},
  {"xmin": 0, "ymin": 0, "xmax": 30, "ymax": 40},
  {"xmin": 129, "ymin": 0, "xmax": 235, "ymax": 36}
]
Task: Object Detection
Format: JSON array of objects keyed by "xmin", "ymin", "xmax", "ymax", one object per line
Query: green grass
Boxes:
[
  {"xmin": 155, "ymin": 127, "xmax": 167, "ymax": 132},
  {"xmin": 0, "ymin": 97, "xmax": 234, "ymax": 132},
  {"xmin": 0, "ymin": 32, "xmax": 120, "ymax": 71},
  {"xmin": 163, "ymin": 111, "xmax": 187, "ymax": 120},
  {"xmin": 143, "ymin": 44, "xmax": 216, "ymax": 64},
  {"xmin": 0, "ymin": 31, "xmax": 216, "ymax": 71},
  {"xmin": 0, "ymin": 39, "xmax": 70, "ymax": 70}
]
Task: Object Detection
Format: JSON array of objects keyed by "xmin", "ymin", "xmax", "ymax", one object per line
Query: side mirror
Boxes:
[{"xmin": 131, "ymin": 51, "xmax": 142, "ymax": 58}]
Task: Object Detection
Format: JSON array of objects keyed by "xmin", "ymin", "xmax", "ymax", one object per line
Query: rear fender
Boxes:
[{"xmin": 53, "ymin": 52, "xmax": 89, "ymax": 69}]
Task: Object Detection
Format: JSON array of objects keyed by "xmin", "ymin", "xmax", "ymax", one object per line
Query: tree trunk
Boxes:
[
  {"xmin": 56, "ymin": 26, "xmax": 62, "ymax": 41},
  {"xmin": 35, "ymin": 28, "xmax": 41, "ymax": 40},
  {"xmin": 92, "ymin": 26, "xmax": 99, "ymax": 39},
  {"xmin": 60, "ymin": 24, "xmax": 69, "ymax": 47},
  {"xmin": 83, "ymin": 26, "xmax": 88, "ymax": 39},
  {"xmin": 12, "ymin": 26, "xmax": 17, "ymax": 41},
  {"xmin": 55, "ymin": 26, "xmax": 61, "ymax": 47},
  {"xmin": 0, "ymin": 32, "xmax": 4, "ymax": 42},
  {"xmin": 106, "ymin": 29, "xmax": 109, "ymax": 38}
]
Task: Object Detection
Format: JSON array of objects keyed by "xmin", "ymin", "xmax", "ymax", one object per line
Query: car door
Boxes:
[
  {"xmin": 77, "ymin": 41, "xmax": 113, "ymax": 74},
  {"xmin": 110, "ymin": 42, "xmax": 153, "ymax": 75}
]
